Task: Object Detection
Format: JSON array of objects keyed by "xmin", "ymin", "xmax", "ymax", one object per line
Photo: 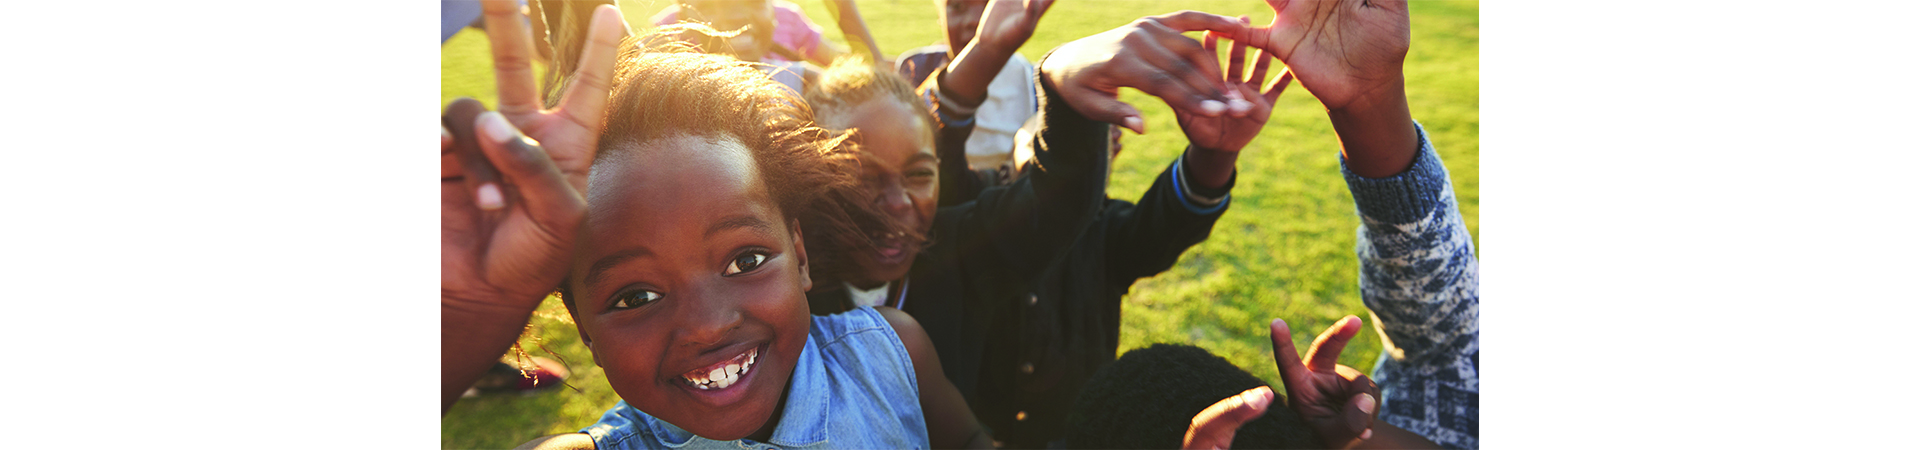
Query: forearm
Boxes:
[
  {"xmin": 441, "ymin": 297, "xmax": 539, "ymax": 413},
  {"xmin": 826, "ymin": 0, "xmax": 884, "ymax": 62},
  {"xmin": 1104, "ymin": 156, "xmax": 1232, "ymax": 281},
  {"xmin": 1182, "ymin": 146, "xmax": 1239, "ymax": 191},
  {"xmin": 1342, "ymin": 123, "xmax": 1477, "ymax": 360},
  {"xmin": 1330, "ymin": 76, "xmax": 1418, "ymax": 179},
  {"xmin": 939, "ymin": 41, "xmax": 1018, "ymax": 108},
  {"xmin": 1345, "ymin": 421, "xmax": 1442, "ymax": 450}
]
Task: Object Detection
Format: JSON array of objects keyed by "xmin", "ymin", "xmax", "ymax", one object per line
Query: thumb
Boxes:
[
  {"xmin": 1065, "ymin": 86, "xmax": 1147, "ymax": 134},
  {"xmin": 1343, "ymin": 391, "xmax": 1378, "ymax": 441},
  {"xmin": 1184, "ymin": 386, "xmax": 1275, "ymax": 450}
]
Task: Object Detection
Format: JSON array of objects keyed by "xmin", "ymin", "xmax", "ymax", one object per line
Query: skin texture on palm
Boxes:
[
  {"xmin": 1175, "ymin": 30, "xmax": 1295, "ymax": 190},
  {"xmin": 1232, "ymin": 0, "xmax": 1418, "ymax": 178}
]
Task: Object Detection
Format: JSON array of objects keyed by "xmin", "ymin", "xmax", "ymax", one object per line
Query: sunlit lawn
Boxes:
[{"xmin": 441, "ymin": 1, "xmax": 1476, "ymax": 448}]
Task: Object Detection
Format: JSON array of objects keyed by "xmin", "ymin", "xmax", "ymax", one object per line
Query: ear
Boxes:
[
  {"xmin": 788, "ymin": 218, "xmax": 812, "ymax": 292},
  {"xmin": 571, "ymin": 310, "xmax": 601, "ymax": 368}
]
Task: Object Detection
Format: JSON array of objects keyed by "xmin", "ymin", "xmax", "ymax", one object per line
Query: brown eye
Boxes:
[
  {"xmin": 611, "ymin": 290, "xmax": 662, "ymax": 310},
  {"xmin": 724, "ymin": 252, "xmax": 770, "ymax": 276}
]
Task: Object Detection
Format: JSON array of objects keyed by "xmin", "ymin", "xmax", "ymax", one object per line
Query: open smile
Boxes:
[{"xmin": 676, "ymin": 343, "xmax": 769, "ymax": 407}]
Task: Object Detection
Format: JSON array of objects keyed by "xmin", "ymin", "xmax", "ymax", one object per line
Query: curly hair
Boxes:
[
  {"xmin": 538, "ymin": 10, "xmax": 910, "ymax": 313},
  {"xmin": 1065, "ymin": 344, "xmax": 1319, "ymax": 449},
  {"xmin": 803, "ymin": 56, "xmax": 936, "ymax": 136}
]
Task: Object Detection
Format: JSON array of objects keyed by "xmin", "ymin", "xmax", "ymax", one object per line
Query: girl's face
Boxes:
[
  {"xmin": 569, "ymin": 134, "xmax": 812, "ymax": 441},
  {"xmin": 845, "ymin": 98, "xmax": 938, "ymax": 287},
  {"xmin": 939, "ymin": 0, "xmax": 987, "ymax": 57}
]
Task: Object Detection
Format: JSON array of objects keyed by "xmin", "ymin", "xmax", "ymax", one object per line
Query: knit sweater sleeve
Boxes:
[{"xmin": 1339, "ymin": 121, "xmax": 1479, "ymax": 449}]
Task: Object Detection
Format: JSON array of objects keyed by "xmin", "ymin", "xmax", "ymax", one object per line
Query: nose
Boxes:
[
  {"xmin": 876, "ymin": 182, "xmax": 913, "ymax": 217},
  {"xmin": 673, "ymin": 284, "xmax": 742, "ymax": 350}
]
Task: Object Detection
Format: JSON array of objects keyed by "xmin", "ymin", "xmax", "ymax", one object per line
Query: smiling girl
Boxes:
[{"xmin": 442, "ymin": 1, "xmax": 986, "ymax": 448}]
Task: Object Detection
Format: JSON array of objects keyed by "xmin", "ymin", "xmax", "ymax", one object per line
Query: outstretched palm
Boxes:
[
  {"xmin": 1175, "ymin": 32, "xmax": 1293, "ymax": 152},
  {"xmin": 1239, "ymin": 0, "xmax": 1409, "ymax": 111}
]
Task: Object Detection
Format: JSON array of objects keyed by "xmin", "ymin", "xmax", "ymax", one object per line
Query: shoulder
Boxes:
[
  {"xmin": 872, "ymin": 306, "xmax": 939, "ymax": 371},
  {"xmin": 514, "ymin": 433, "xmax": 596, "ymax": 450}
]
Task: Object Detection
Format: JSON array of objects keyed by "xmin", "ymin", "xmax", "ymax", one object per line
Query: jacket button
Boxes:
[
  {"xmin": 1016, "ymin": 411, "xmax": 1028, "ymax": 421},
  {"xmin": 1020, "ymin": 362, "xmax": 1034, "ymax": 374},
  {"xmin": 1027, "ymin": 293, "xmax": 1038, "ymax": 306}
]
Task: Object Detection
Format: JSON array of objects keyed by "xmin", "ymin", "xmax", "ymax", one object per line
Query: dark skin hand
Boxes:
[
  {"xmin": 1185, "ymin": 317, "xmax": 1438, "ymax": 449},
  {"xmin": 442, "ymin": 0, "xmax": 627, "ymax": 414},
  {"xmin": 1039, "ymin": 10, "xmax": 1255, "ymax": 135},
  {"xmin": 1176, "ymin": 22, "xmax": 1295, "ymax": 190},
  {"xmin": 938, "ymin": 0, "xmax": 1053, "ymax": 107},
  {"xmin": 1231, "ymin": 0, "xmax": 1418, "ymax": 178}
]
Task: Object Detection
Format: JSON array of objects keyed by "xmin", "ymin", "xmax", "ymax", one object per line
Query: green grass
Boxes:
[{"xmin": 441, "ymin": 1, "xmax": 1476, "ymax": 448}]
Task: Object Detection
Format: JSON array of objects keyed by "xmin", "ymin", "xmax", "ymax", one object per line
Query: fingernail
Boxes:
[
  {"xmin": 1249, "ymin": 387, "xmax": 1273, "ymax": 409},
  {"xmin": 477, "ymin": 111, "xmax": 517, "ymax": 145},
  {"xmin": 1229, "ymin": 99, "xmax": 1254, "ymax": 116},
  {"xmin": 441, "ymin": 125, "xmax": 452, "ymax": 143},
  {"xmin": 1199, "ymin": 100, "xmax": 1225, "ymax": 116},
  {"xmin": 1123, "ymin": 116, "xmax": 1144, "ymax": 134},
  {"xmin": 1358, "ymin": 394, "xmax": 1376, "ymax": 414},
  {"xmin": 1360, "ymin": 429, "xmax": 1373, "ymax": 440},
  {"xmin": 477, "ymin": 183, "xmax": 505, "ymax": 210}
]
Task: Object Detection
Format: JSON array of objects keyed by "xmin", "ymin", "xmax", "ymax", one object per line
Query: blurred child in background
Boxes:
[{"xmin": 805, "ymin": 9, "xmax": 1273, "ymax": 446}]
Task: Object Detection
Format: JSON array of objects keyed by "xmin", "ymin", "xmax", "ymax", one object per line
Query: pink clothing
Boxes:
[{"xmin": 649, "ymin": 1, "xmax": 825, "ymax": 63}]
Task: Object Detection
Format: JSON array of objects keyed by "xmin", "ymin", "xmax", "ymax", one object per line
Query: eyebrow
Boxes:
[
  {"xmin": 906, "ymin": 151, "xmax": 937, "ymax": 166},
  {"xmin": 708, "ymin": 214, "xmax": 776, "ymax": 239},
  {"xmin": 583, "ymin": 247, "xmax": 653, "ymax": 289}
]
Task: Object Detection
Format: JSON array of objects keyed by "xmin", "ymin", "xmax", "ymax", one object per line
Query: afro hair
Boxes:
[{"xmin": 1063, "ymin": 344, "xmax": 1320, "ymax": 449}]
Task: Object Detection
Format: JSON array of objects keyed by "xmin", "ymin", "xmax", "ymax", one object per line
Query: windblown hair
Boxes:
[
  {"xmin": 1065, "ymin": 344, "xmax": 1320, "ymax": 449},
  {"xmin": 539, "ymin": 6, "xmax": 908, "ymax": 312},
  {"xmin": 803, "ymin": 56, "xmax": 936, "ymax": 136}
]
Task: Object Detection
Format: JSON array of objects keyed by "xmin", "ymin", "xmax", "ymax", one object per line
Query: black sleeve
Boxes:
[
  {"xmin": 950, "ymin": 51, "xmax": 1110, "ymax": 279},
  {"xmin": 1100, "ymin": 149, "xmax": 1235, "ymax": 283},
  {"xmin": 913, "ymin": 64, "xmax": 994, "ymax": 207}
]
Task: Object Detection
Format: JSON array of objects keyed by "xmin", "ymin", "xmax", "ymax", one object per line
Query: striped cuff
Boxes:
[{"xmin": 1340, "ymin": 121, "xmax": 1449, "ymax": 225}]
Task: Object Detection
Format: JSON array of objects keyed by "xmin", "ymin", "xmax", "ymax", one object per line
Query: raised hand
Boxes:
[
  {"xmin": 441, "ymin": 0, "xmax": 626, "ymax": 413},
  {"xmin": 974, "ymin": 0, "xmax": 1053, "ymax": 54},
  {"xmin": 443, "ymin": 1, "xmax": 625, "ymax": 313},
  {"xmin": 1232, "ymin": 0, "xmax": 1416, "ymax": 178},
  {"xmin": 1039, "ymin": 11, "xmax": 1252, "ymax": 134},
  {"xmin": 1176, "ymin": 25, "xmax": 1294, "ymax": 154},
  {"xmin": 1273, "ymin": 316, "xmax": 1381, "ymax": 448},
  {"xmin": 1236, "ymin": 0, "xmax": 1408, "ymax": 112}
]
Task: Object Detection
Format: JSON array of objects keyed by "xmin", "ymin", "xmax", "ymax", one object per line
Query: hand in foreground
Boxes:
[
  {"xmin": 1274, "ymin": 316, "xmax": 1381, "ymax": 447},
  {"xmin": 442, "ymin": 1, "xmax": 625, "ymax": 312},
  {"xmin": 1232, "ymin": 0, "xmax": 1415, "ymax": 177},
  {"xmin": 1039, "ymin": 11, "xmax": 1252, "ymax": 134},
  {"xmin": 1182, "ymin": 316, "xmax": 1380, "ymax": 449},
  {"xmin": 1234, "ymin": 0, "xmax": 1409, "ymax": 112},
  {"xmin": 1176, "ymin": 22, "xmax": 1294, "ymax": 153}
]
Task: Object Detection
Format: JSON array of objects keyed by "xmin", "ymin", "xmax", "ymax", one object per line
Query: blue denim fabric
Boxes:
[{"xmin": 582, "ymin": 306, "xmax": 929, "ymax": 450}]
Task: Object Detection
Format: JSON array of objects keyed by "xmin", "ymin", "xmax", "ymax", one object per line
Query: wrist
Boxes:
[
  {"xmin": 1183, "ymin": 146, "xmax": 1239, "ymax": 191},
  {"xmin": 1327, "ymin": 77, "xmax": 1417, "ymax": 179},
  {"xmin": 943, "ymin": 42, "xmax": 1016, "ymax": 107}
]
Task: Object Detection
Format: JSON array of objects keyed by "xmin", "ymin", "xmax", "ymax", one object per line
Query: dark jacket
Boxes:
[{"xmin": 811, "ymin": 52, "xmax": 1233, "ymax": 448}]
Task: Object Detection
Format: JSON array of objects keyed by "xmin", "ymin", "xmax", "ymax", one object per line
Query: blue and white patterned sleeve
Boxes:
[{"xmin": 1340, "ymin": 122, "xmax": 1479, "ymax": 450}]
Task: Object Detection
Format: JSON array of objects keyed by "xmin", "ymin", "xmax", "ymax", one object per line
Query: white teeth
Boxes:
[{"xmin": 682, "ymin": 347, "xmax": 762, "ymax": 390}]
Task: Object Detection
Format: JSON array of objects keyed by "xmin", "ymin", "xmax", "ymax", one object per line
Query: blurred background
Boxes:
[{"xmin": 440, "ymin": 1, "xmax": 1476, "ymax": 447}]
